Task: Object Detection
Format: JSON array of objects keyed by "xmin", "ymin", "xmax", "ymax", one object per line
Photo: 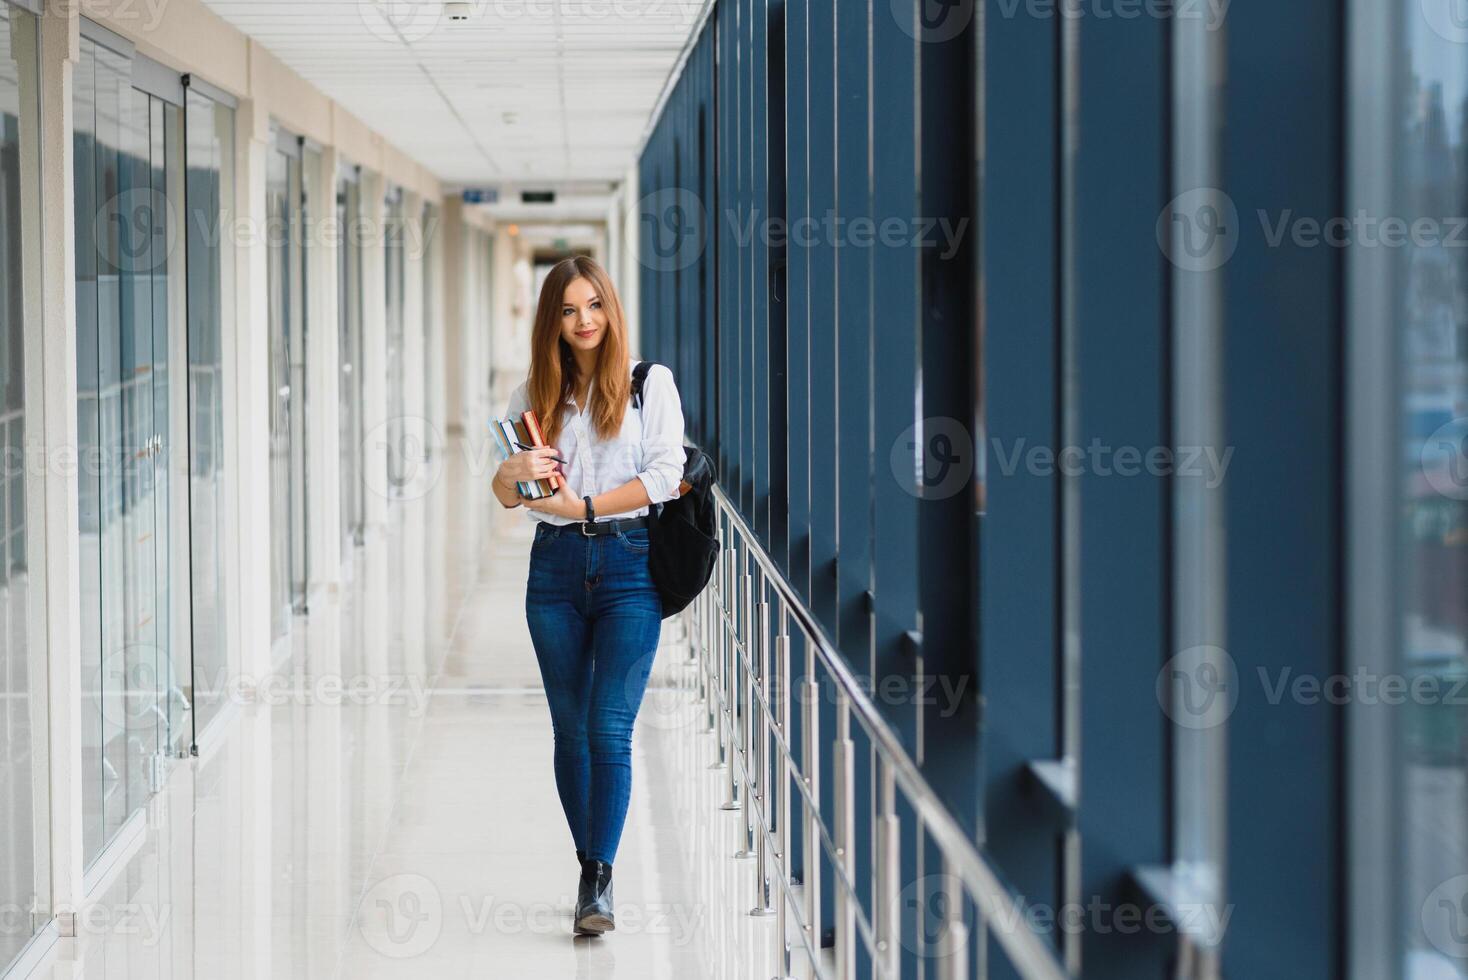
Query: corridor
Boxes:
[
  {"xmin": 32, "ymin": 442, "xmax": 779, "ymax": 979},
  {"xmin": 0, "ymin": 0, "xmax": 1461, "ymax": 975}
]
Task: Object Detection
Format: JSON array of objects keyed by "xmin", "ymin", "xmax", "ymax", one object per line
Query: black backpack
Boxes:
[{"xmin": 632, "ymin": 361, "xmax": 719, "ymax": 617}]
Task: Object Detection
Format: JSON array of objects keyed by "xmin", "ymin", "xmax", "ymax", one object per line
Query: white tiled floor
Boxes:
[{"xmin": 26, "ymin": 439, "xmax": 794, "ymax": 980}]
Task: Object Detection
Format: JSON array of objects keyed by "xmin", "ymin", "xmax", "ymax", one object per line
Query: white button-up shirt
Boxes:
[{"xmin": 505, "ymin": 360, "xmax": 687, "ymax": 525}]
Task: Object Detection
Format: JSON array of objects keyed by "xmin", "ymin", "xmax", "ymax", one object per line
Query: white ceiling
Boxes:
[{"xmin": 202, "ymin": 0, "xmax": 708, "ymax": 191}]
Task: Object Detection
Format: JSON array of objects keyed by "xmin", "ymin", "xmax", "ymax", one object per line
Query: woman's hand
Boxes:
[
  {"xmin": 495, "ymin": 447, "xmax": 561, "ymax": 490},
  {"xmin": 522, "ymin": 484, "xmax": 589, "ymax": 520}
]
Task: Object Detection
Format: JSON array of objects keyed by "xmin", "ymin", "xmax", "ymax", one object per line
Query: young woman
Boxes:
[{"xmin": 492, "ymin": 255, "xmax": 686, "ymax": 937}]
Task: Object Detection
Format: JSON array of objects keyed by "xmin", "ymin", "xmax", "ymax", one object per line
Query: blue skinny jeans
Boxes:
[{"xmin": 524, "ymin": 520, "xmax": 662, "ymax": 865}]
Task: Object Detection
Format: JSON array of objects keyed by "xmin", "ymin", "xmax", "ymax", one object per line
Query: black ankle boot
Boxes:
[{"xmin": 573, "ymin": 860, "xmax": 614, "ymax": 935}]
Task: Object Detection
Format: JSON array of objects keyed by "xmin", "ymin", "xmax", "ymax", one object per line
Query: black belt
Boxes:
[{"xmin": 564, "ymin": 516, "xmax": 649, "ymax": 538}]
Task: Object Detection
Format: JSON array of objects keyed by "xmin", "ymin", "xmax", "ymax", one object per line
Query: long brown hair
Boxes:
[{"xmin": 527, "ymin": 255, "xmax": 632, "ymax": 447}]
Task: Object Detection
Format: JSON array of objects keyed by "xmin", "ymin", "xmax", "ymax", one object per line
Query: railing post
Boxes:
[
  {"xmin": 801, "ymin": 630, "xmax": 821, "ymax": 961},
  {"xmin": 834, "ymin": 689, "xmax": 856, "ymax": 980},
  {"xmin": 736, "ymin": 553, "xmax": 758, "ymax": 857},
  {"xmin": 876, "ymin": 759, "xmax": 901, "ymax": 980},
  {"xmin": 937, "ymin": 854, "xmax": 970, "ymax": 980},
  {"xmin": 752, "ymin": 578, "xmax": 776, "ymax": 909},
  {"xmin": 721, "ymin": 535, "xmax": 741, "ymax": 806},
  {"xmin": 711, "ymin": 524, "xmax": 731, "ymax": 770},
  {"xmin": 772, "ymin": 602, "xmax": 793, "ymax": 977}
]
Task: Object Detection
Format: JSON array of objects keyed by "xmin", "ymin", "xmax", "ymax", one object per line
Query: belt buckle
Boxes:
[{"xmin": 580, "ymin": 520, "xmax": 596, "ymax": 537}]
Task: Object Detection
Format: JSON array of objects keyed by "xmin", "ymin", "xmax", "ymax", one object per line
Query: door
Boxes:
[
  {"xmin": 267, "ymin": 131, "xmax": 308, "ymax": 638},
  {"xmin": 338, "ymin": 170, "xmax": 364, "ymax": 550},
  {"xmin": 73, "ymin": 32, "xmax": 185, "ymax": 866}
]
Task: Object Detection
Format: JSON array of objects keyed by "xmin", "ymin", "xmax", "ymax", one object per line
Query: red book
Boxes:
[{"xmin": 521, "ymin": 410, "xmax": 561, "ymax": 490}]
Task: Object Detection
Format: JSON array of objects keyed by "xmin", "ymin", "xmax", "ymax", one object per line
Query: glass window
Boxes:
[
  {"xmin": 267, "ymin": 130, "xmax": 306, "ymax": 635},
  {"xmin": 1386, "ymin": 5, "xmax": 1468, "ymax": 976},
  {"xmin": 338, "ymin": 167, "xmax": 363, "ymax": 553},
  {"xmin": 384, "ymin": 185, "xmax": 406, "ymax": 493},
  {"xmin": 0, "ymin": 3, "xmax": 48, "ymax": 972},
  {"xmin": 184, "ymin": 85, "xmax": 234, "ymax": 738},
  {"xmin": 72, "ymin": 33, "xmax": 185, "ymax": 869}
]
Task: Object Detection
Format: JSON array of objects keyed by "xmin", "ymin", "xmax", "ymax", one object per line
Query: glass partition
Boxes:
[
  {"xmin": 183, "ymin": 84, "xmax": 233, "ymax": 738},
  {"xmin": 73, "ymin": 31, "xmax": 185, "ymax": 868},
  {"xmin": 337, "ymin": 167, "xmax": 363, "ymax": 553},
  {"xmin": 0, "ymin": 3, "xmax": 48, "ymax": 973},
  {"xmin": 383, "ymin": 185, "xmax": 406, "ymax": 493},
  {"xmin": 267, "ymin": 129, "xmax": 306, "ymax": 636}
]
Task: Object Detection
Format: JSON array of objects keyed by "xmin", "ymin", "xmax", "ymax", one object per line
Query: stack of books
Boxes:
[{"xmin": 489, "ymin": 410, "xmax": 562, "ymax": 498}]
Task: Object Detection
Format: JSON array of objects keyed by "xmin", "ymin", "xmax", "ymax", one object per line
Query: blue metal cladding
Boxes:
[
  {"xmin": 785, "ymin": 0, "xmax": 811, "ymax": 602},
  {"xmin": 1070, "ymin": 4, "xmax": 1170, "ymax": 976},
  {"xmin": 978, "ymin": 1, "xmax": 1063, "ymax": 972},
  {"xmin": 1223, "ymin": 0, "xmax": 1343, "ymax": 974},
  {"xmin": 805, "ymin": 0, "xmax": 838, "ymax": 634},
  {"xmin": 751, "ymin": 0, "xmax": 772, "ymax": 549}
]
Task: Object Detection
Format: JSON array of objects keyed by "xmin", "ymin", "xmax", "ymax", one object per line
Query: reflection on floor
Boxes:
[{"xmin": 30, "ymin": 440, "xmax": 791, "ymax": 979}]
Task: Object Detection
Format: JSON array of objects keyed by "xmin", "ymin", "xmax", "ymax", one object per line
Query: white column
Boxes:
[
  {"xmin": 232, "ymin": 97, "xmax": 273, "ymax": 681},
  {"xmin": 36, "ymin": 1, "xmax": 83, "ymax": 932},
  {"xmin": 308, "ymin": 147, "xmax": 342, "ymax": 590}
]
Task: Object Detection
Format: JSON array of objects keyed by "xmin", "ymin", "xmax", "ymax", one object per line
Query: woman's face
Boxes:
[{"xmin": 559, "ymin": 276, "xmax": 608, "ymax": 356}]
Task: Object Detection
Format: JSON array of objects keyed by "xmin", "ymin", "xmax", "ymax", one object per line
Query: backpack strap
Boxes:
[{"xmin": 631, "ymin": 360, "xmax": 661, "ymax": 410}]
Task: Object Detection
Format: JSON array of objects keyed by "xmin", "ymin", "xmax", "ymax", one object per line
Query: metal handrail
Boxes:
[{"xmin": 681, "ymin": 482, "xmax": 1069, "ymax": 980}]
